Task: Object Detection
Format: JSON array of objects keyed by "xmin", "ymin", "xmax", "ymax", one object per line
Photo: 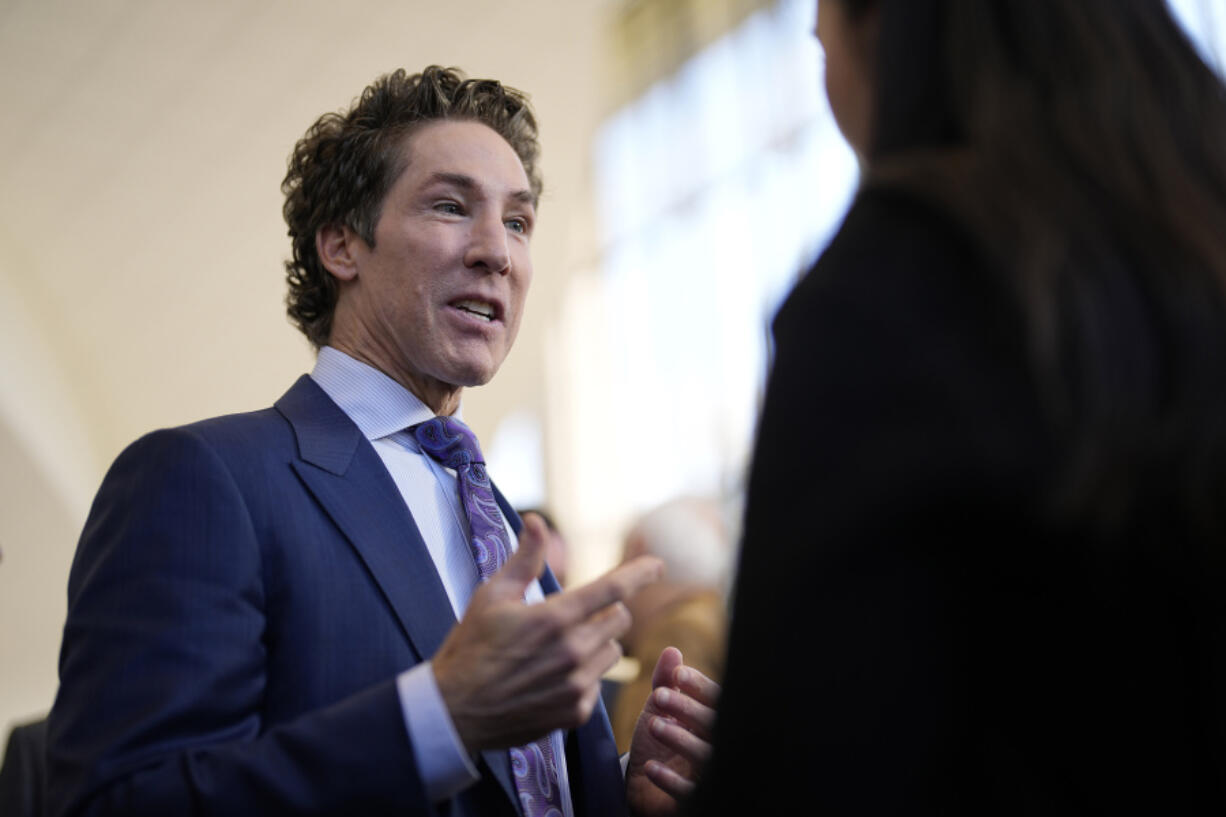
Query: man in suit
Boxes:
[{"xmin": 47, "ymin": 66, "xmax": 716, "ymax": 817}]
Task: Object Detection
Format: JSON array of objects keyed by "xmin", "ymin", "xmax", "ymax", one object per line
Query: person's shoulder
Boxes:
[
  {"xmin": 777, "ymin": 185, "xmax": 1009, "ymax": 338},
  {"xmin": 113, "ymin": 393, "xmax": 298, "ymax": 477},
  {"xmin": 817, "ymin": 186, "xmax": 983, "ymax": 289},
  {"xmin": 160, "ymin": 404, "xmax": 288, "ymax": 449}
]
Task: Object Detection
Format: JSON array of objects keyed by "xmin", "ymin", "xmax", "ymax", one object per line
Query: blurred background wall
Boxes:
[{"xmin": 2, "ymin": 0, "xmax": 1223, "ymax": 751}]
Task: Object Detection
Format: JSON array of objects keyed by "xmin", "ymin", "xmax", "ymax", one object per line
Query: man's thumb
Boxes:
[{"xmin": 487, "ymin": 512, "xmax": 548, "ymax": 598}]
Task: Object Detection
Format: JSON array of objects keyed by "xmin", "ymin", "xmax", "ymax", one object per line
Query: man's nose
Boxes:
[{"xmin": 464, "ymin": 213, "xmax": 511, "ymax": 274}]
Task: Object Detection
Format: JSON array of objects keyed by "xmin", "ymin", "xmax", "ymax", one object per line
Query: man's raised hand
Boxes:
[{"xmin": 432, "ymin": 512, "xmax": 663, "ymax": 752}]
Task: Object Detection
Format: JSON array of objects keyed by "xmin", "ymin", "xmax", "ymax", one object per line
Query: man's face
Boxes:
[{"xmin": 328, "ymin": 119, "xmax": 536, "ymax": 412}]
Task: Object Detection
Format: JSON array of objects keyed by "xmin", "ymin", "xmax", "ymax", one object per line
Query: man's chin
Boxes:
[{"xmin": 443, "ymin": 359, "xmax": 503, "ymax": 389}]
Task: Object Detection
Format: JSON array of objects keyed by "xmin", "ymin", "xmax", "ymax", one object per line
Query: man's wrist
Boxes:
[{"xmin": 396, "ymin": 661, "xmax": 480, "ymax": 802}]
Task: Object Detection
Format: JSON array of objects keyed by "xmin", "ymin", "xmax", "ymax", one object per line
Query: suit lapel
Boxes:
[
  {"xmin": 276, "ymin": 376, "xmax": 457, "ymax": 663},
  {"xmin": 277, "ymin": 376, "xmax": 526, "ymax": 808}
]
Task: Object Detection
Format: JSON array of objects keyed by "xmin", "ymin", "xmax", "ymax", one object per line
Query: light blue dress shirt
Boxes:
[{"xmin": 311, "ymin": 346, "xmax": 573, "ymax": 814}]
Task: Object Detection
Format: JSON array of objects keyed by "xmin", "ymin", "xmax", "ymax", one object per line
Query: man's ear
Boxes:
[{"xmin": 316, "ymin": 223, "xmax": 361, "ymax": 282}]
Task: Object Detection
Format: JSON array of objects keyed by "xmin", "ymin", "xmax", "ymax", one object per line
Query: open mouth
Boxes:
[{"xmin": 453, "ymin": 299, "xmax": 496, "ymax": 322}]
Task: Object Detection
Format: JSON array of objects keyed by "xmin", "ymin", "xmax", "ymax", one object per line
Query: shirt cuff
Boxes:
[{"xmin": 397, "ymin": 661, "xmax": 481, "ymax": 802}]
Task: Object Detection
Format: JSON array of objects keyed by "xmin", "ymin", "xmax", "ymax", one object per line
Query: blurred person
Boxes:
[
  {"xmin": 517, "ymin": 507, "xmax": 570, "ymax": 586},
  {"xmin": 692, "ymin": 1, "xmax": 1226, "ymax": 814},
  {"xmin": 611, "ymin": 498, "xmax": 732, "ymax": 752},
  {"xmin": 47, "ymin": 66, "xmax": 716, "ymax": 817}
]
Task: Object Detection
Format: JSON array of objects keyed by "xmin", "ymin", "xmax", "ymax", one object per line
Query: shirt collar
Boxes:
[{"xmin": 310, "ymin": 346, "xmax": 460, "ymax": 442}]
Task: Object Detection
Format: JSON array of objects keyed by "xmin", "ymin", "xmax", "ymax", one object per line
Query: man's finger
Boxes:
[
  {"xmin": 648, "ymin": 715, "xmax": 713, "ymax": 767},
  {"xmin": 644, "ymin": 759, "xmax": 697, "ymax": 800},
  {"xmin": 651, "ymin": 646, "xmax": 684, "ymax": 690},
  {"xmin": 673, "ymin": 664, "xmax": 721, "ymax": 709},
  {"xmin": 548, "ymin": 555, "xmax": 663, "ymax": 622},
  {"xmin": 650, "ymin": 685, "xmax": 716, "ymax": 740},
  {"xmin": 564, "ymin": 603, "xmax": 632, "ymax": 670},
  {"xmin": 572, "ymin": 637, "xmax": 625, "ymax": 692},
  {"xmin": 483, "ymin": 513, "xmax": 548, "ymax": 602}
]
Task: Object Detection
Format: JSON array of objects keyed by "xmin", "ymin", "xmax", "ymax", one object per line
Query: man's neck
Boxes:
[{"xmin": 324, "ymin": 338, "xmax": 462, "ymax": 416}]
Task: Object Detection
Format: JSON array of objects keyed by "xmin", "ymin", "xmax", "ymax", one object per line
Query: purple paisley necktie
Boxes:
[{"xmin": 412, "ymin": 416, "xmax": 565, "ymax": 817}]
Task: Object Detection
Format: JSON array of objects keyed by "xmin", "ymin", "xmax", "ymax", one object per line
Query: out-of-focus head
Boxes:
[
  {"xmin": 282, "ymin": 66, "xmax": 542, "ymax": 350},
  {"xmin": 623, "ymin": 496, "xmax": 732, "ymax": 596}
]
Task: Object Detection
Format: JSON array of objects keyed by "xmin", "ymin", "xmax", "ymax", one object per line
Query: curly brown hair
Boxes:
[{"xmin": 282, "ymin": 65, "xmax": 542, "ymax": 347}]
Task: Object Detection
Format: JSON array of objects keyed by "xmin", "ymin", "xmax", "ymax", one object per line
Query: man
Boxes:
[{"xmin": 47, "ymin": 66, "xmax": 715, "ymax": 817}]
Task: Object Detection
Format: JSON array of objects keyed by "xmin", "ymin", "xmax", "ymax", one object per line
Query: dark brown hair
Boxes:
[
  {"xmin": 843, "ymin": 0, "xmax": 1226, "ymax": 534},
  {"xmin": 282, "ymin": 65, "xmax": 542, "ymax": 347}
]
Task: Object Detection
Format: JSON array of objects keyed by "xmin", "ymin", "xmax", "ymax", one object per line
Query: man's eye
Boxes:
[
  {"xmin": 436, "ymin": 202, "xmax": 462, "ymax": 215},
  {"xmin": 506, "ymin": 218, "xmax": 528, "ymax": 234}
]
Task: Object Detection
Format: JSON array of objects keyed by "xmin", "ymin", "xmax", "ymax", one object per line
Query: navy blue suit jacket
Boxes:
[{"xmin": 48, "ymin": 375, "xmax": 626, "ymax": 817}]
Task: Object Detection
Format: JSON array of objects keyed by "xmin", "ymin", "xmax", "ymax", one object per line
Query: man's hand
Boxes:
[
  {"xmin": 433, "ymin": 513, "xmax": 663, "ymax": 752},
  {"xmin": 626, "ymin": 647, "xmax": 720, "ymax": 817}
]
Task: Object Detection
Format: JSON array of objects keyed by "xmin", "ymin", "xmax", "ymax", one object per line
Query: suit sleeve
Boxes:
[{"xmin": 47, "ymin": 428, "xmax": 431, "ymax": 817}]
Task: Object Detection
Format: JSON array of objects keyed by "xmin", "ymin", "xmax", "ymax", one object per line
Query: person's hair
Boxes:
[
  {"xmin": 841, "ymin": 0, "xmax": 1226, "ymax": 538},
  {"xmin": 516, "ymin": 507, "xmax": 558, "ymax": 532},
  {"xmin": 282, "ymin": 65, "xmax": 542, "ymax": 347}
]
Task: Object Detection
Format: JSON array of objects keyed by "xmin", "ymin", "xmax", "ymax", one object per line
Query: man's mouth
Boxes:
[{"xmin": 453, "ymin": 299, "xmax": 496, "ymax": 322}]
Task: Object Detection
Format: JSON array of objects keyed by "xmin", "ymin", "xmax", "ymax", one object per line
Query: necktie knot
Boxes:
[
  {"xmin": 411, "ymin": 416, "xmax": 484, "ymax": 472},
  {"xmin": 410, "ymin": 414, "xmax": 505, "ymax": 576}
]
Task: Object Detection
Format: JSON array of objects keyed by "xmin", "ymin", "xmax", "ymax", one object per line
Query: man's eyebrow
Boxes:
[
  {"xmin": 429, "ymin": 172, "xmax": 479, "ymax": 191},
  {"xmin": 428, "ymin": 172, "xmax": 535, "ymax": 207}
]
